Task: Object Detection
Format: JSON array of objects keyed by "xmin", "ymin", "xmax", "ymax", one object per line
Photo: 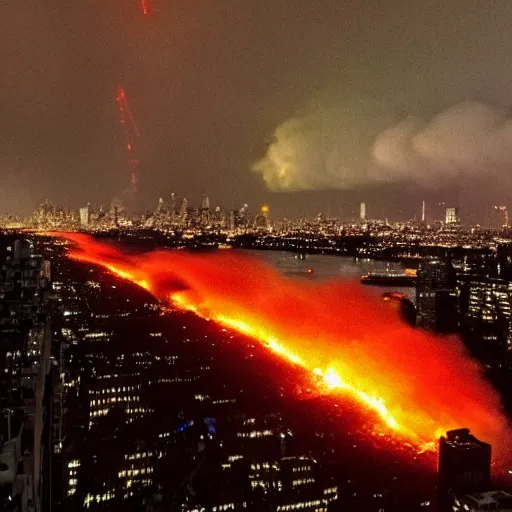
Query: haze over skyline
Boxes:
[{"xmin": 1, "ymin": 0, "xmax": 512, "ymax": 222}]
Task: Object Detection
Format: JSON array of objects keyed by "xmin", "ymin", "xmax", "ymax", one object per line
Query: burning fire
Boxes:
[{"xmin": 54, "ymin": 233, "xmax": 512, "ymax": 459}]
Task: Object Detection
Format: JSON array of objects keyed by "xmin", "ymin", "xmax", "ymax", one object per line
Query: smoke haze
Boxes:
[
  {"xmin": 253, "ymin": 99, "xmax": 512, "ymax": 191},
  {"xmin": 61, "ymin": 233, "xmax": 512, "ymax": 463}
]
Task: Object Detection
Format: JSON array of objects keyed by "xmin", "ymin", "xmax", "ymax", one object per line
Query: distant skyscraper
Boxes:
[
  {"xmin": 445, "ymin": 207, "xmax": 459, "ymax": 225},
  {"xmin": 79, "ymin": 205, "xmax": 90, "ymax": 227},
  {"xmin": 180, "ymin": 198, "xmax": 188, "ymax": 225},
  {"xmin": 228, "ymin": 210, "xmax": 237, "ymax": 231},
  {"xmin": 238, "ymin": 204, "xmax": 249, "ymax": 227},
  {"xmin": 497, "ymin": 242, "xmax": 512, "ymax": 281},
  {"xmin": 360, "ymin": 202, "xmax": 366, "ymax": 221},
  {"xmin": 422, "ymin": 200, "xmax": 426, "ymax": 222},
  {"xmin": 254, "ymin": 205, "xmax": 269, "ymax": 229},
  {"xmin": 438, "ymin": 429, "xmax": 491, "ymax": 511},
  {"xmin": 200, "ymin": 194, "xmax": 210, "ymax": 226},
  {"xmin": 416, "ymin": 258, "xmax": 453, "ymax": 331},
  {"xmin": 170, "ymin": 193, "xmax": 176, "ymax": 215},
  {"xmin": 156, "ymin": 197, "xmax": 165, "ymax": 212}
]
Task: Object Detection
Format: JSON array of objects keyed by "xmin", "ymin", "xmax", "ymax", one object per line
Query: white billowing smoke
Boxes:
[{"xmin": 252, "ymin": 99, "xmax": 512, "ymax": 191}]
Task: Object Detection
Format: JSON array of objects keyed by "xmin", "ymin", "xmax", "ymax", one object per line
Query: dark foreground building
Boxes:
[{"xmin": 438, "ymin": 429, "xmax": 492, "ymax": 511}]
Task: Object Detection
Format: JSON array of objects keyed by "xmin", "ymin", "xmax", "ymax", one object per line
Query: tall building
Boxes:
[
  {"xmin": 0, "ymin": 239, "xmax": 55, "ymax": 512},
  {"xmin": 79, "ymin": 205, "xmax": 91, "ymax": 227},
  {"xmin": 156, "ymin": 197, "xmax": 166, "ymax": 213},
  {"xmin": 416, "ymin": 258, "xmax": 455, "ymax": 331},
  {"xmin": 438, "ymin": 429, "xmax": 491, "ymax": 511},
  {"xmin": 457, "ymin": 275, "xmax": 512, "ymax": 351},
  {"xmin": 360, "ymin": 202, "xmax": 366, "ymax": 221},
  {"xmin": 169, "ymin": 192, "xmax": 177, "ymax": 217},
  {"xmin": 445, "ymin": 207, "xmax": 460, "ymax": 225},
  {"xmin": 180, "ymin": 198, "xmax": 188, "ymax": 226},
  {"xmin": 254, "ymin": 205, "xmax": 269, "ymax": 230},
  {"xmin": 228, "ymin": 210, "xmax": 237, "ymax": 231},
  {"xmin": 422, "ymin": 200, "xmax": 426, "ymax": 222},
  {"xmin": 201, "ymin": 193, "xmax": 210, "ymax": 211},
  {"xmin": 200, "ymin": 194, "xmax": 210, "ymax": 226}
]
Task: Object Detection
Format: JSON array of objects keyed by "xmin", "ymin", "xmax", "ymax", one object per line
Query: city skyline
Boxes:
[
  {"xmin": 2, "ymin": 2, "xmax": 512, "ymax": 221},
  {"xmin": 4, "ymin": 1, "xmax": 512, "ymax": 510}
]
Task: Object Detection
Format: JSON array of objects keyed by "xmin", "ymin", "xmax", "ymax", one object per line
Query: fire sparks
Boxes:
[{"xmin": 54, "ymin": 233, "xmax": 512, "ymax": 459}]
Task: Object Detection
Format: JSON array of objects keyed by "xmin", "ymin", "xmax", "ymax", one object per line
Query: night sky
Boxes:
[{"xmin": 1, "ymin": 0, "xmax": 512, "ymax": 222}]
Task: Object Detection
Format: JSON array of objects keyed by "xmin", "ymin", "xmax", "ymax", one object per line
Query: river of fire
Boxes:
[{"xmin": 51, "ymin": 232, "xmax": 512, "ymax": 461}]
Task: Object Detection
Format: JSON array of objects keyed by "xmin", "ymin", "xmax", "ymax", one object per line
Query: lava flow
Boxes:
[{"xmin": 57, "ymin": 233, "xmax": 512, "ymax": 460}]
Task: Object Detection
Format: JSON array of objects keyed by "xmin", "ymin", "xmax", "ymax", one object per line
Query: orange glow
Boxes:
[
  {"xmin": 54, "ymin": 232, "xmax": 512, "ymax": 461},
  {"xmin": 141, "ymin": 0, "xmax": 149, "ymax": 15}
]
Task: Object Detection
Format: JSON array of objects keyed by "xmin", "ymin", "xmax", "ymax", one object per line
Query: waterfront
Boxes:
[{"xmin": 252, "ymin": 250, "xmax": 416, "ymax": 301}]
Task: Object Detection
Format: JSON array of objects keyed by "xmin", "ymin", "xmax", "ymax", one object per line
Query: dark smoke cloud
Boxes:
[{"xmin": 253, "ymin": 98, "xmax": 512, "ymax": 191}]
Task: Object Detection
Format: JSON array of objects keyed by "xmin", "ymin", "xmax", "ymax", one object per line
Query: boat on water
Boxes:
[{"xmin": 360, "ymin": 269, "xmax": 417, "ymax": 287}]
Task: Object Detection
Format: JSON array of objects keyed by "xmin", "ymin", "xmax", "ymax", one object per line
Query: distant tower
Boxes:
[
  {"xmin": 360, "ymin": 202, "xmax": 366, "ymax": 221},
  {"xmin": 421, "ymin": 200, "xmax": 426, "ymax": 223},
  {"xmin": 494, "ymin": 205, "xmax": 508, "ymax": 227},
  {"xmin": 255, "ymin": 205, "xmax": 269, "ymax": 229},
  {"xmin": 170, "ymin": 193, "xmax": 176, "ymax": 215},
  {"xmin": 201, "ymin": 194, "xmax": 210, "ymax": 226},
  {"xmin": 445, "ymin": 207, "xmax": 459, "ymax": 225},
  {"xmin": 180, "ymin": 198, "xmax": 188, "ymax": 225},
  {"xmin": 156, "ymin": 197, "xmax": 165, "ymax": 213},
  {"xmin": 79, "ymin": 204, "xmax": 91, "ymax": 227},
  {"xmin": 238, "ymin": 204, "xmax": 249, "ymax": 227},
  {"xmin": 228, "ymin": 210, "xmax": 237, "ymax": 231}
]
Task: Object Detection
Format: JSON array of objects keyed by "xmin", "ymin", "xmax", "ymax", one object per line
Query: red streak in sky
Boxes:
[
  {"xmin": 141, "ymin": 0, "xmax": 149, "ymax": 16},
  {"xmin": 56, "ymin": 233, "xmax": 512, "ymax": 462}
]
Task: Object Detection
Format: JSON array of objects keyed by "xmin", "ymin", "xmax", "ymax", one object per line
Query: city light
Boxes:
[{"xmin": 57, "ymin": 232, "xmax": 512, "ymax": 461}]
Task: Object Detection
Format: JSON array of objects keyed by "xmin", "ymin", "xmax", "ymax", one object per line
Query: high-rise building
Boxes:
[
  {"xmin": 445, "ymin": 207, "xmax": 460, "ymax": 225},
  {"xmin": 180, "ymin": 198, "xmax": 188, "ymax": 226},
  {"xmin": 200, "ymin": 194, "xmax": 210, "ymax": 226},
  {"xmin": 228, "ymin": 210, "xmax": 237, "ymax": 231},
  {"xmin": 422, "ymin": 200, "xmax": 426, "ymax": 222},
  {"xmin": 416, "ymin": 258, "xmax": 455, "ymax": 331},
  {"xmin": 438, "ymin": 429, "xmax": 491, "ymax": 511},
  {"xmin": 79, "ymin": 205, "xmax": 90, "ymax": 227},
  {"xmin": 360, "ymin": 202, "xmax": 366, "ymax": 221},
  {"xmin": 254, "ymin": 205, "xmax": 270, "ymax": 230},
  {"xmin": 170, "ymin": 192, "xmax": 177, "ymax": 216},
  {"xmin": 457, "ymin": 275, "xmax": 512, "ymax": 350},
  {"xmin": 156, "ymin": 197, "xmax": 166, "ymax": 212}
]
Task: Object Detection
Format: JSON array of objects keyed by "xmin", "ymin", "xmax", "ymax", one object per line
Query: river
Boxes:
[{"xmin": 249, "ymin": 250, "xmax": 416, "ymax": 301}]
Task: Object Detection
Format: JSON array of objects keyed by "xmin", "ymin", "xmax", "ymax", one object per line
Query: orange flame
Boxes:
[{"xmin": 53, "ymin": 232, "xmax": 512, "ymax": 461}]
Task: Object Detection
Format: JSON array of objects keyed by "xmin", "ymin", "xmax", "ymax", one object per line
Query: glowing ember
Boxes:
[{"xmin": 53, "ymin": 232, "xmax": 512, "ymax": 461}]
